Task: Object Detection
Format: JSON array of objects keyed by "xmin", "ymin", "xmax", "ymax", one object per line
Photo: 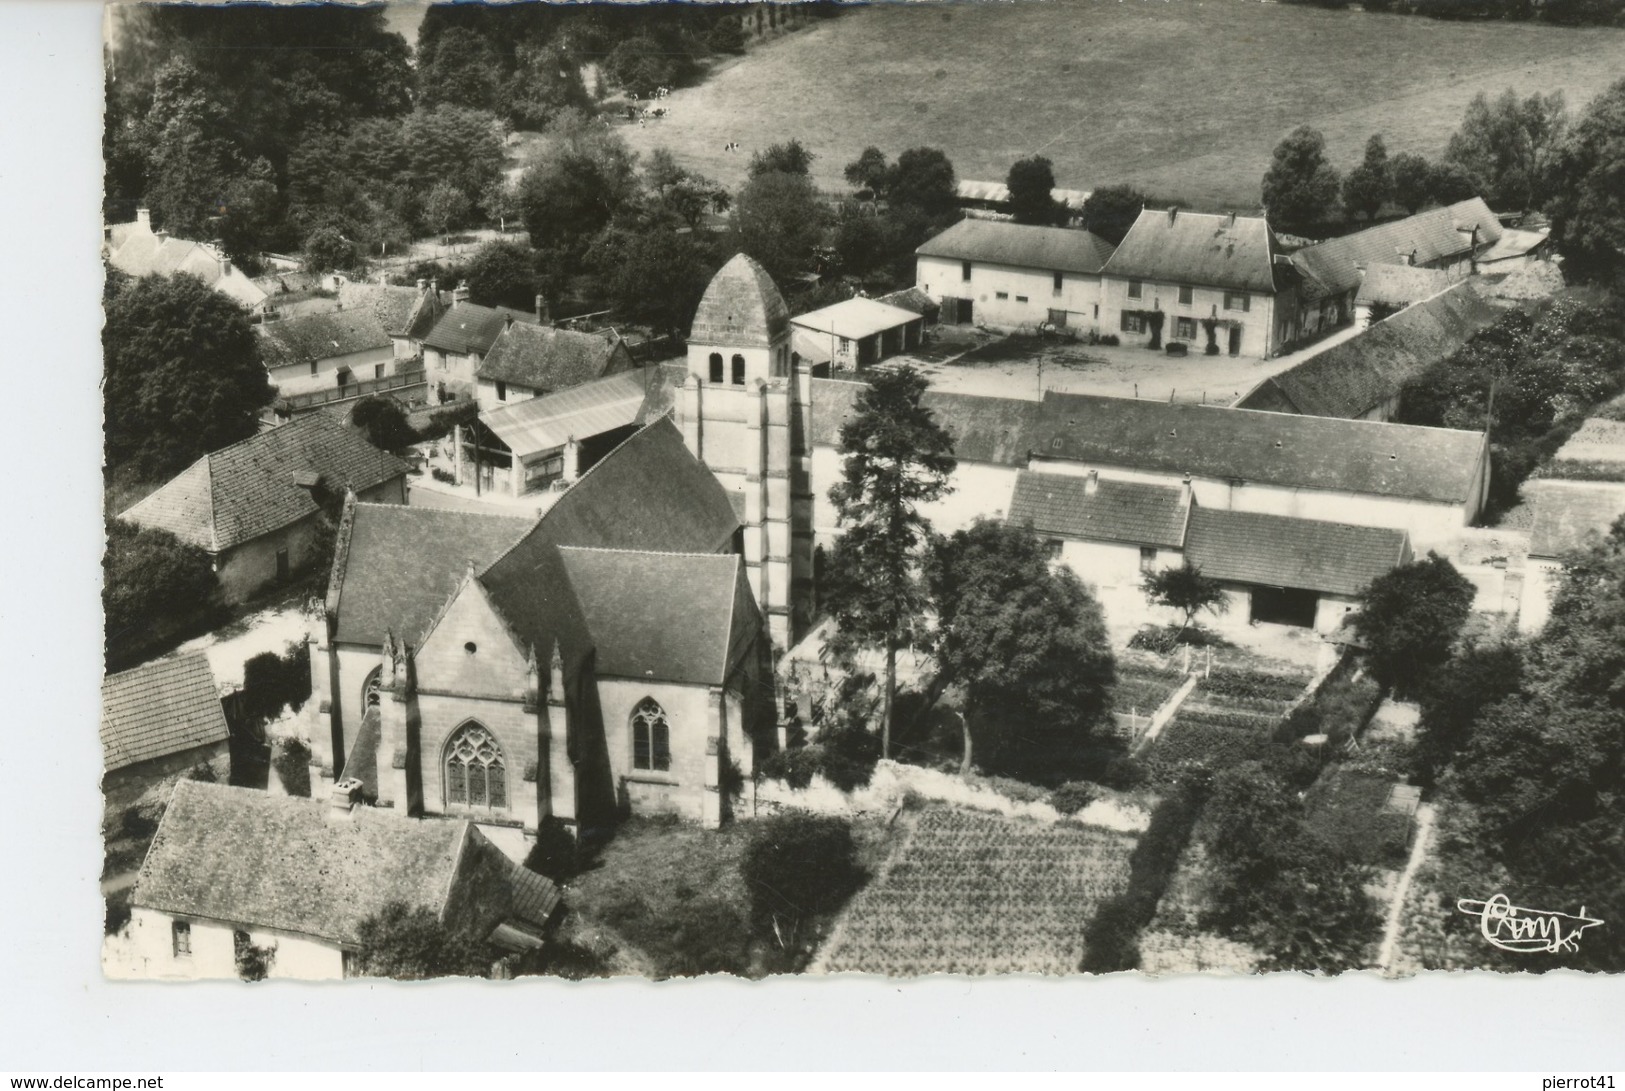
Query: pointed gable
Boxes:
[
  {"xmin": 689, "ymin": 253, "xmax": 789, "ymax": 347},
  {"xmin": 413, "ymin": 570, "xmax": 533, "ymax": 699}
]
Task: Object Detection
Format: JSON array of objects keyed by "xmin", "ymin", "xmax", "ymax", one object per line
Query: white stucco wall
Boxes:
[
  {"xmin": 127, "ymin": 907, "xmax": 345, "ymax": 981},
  {"xmin": 810, "ymin": 445, "xmax": 1020, "ymax": 542},
  {"xmin": 918, "ymin": 254, "xmax": 1103, "ymax": 331},
  {"xmin": 1098, "ymin": 276, "xmax": 1285, "ymax": 359},
  {"xmin": 476, "ymin": 377, "xmax": 539, "ymax": 413},
  {"xmin": 267, "ymin": 345, "xmax": 395, "ymax": 398}
]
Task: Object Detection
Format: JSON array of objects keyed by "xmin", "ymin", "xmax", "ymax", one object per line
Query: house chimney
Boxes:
[
  {"xmin": 453, "ymin": 280, "xmax": 470, "ymax": 305},
  {"xmin": 136, "ymin": 207, "xmax": 151, "ymax": 231},
  {"xmin": 504, "ymin": 314, "xmax": 514, "ymax": 331},
  {"xmin": 328, "ymin": 777, "xmax": 364, "ymax": 819},
  {"xmin": 417, "ymin": 278, "xmax": 427, "ymax": 293},
  {"xmin": 220, "ymin": 256, "xmax": 232, "ymax": 278},
  {"xmin": 1085, "ymin": 469, "xmax": 1099, "ymax": 496},
  {"xmin": 536, "ymin": 294, "xmax": 550, "ymax": 325}
]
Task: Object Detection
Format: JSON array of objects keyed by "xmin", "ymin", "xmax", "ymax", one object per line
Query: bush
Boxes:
[
  {"xmin": 237, "ymin": 642, "xmax": 312, "ymax": 735},
  {"xmin": 1098, "ymin": 334, "xmax": 1120, "ymax": 346},
  {"xmin": 186, "ymin": 762, "xmax": 218, "ymax": 783},
  {"xmin": 707, "ymin": 17, "xmax": 746, "ymax": 53},
  {"xmin": 350, "ymin": 396, "xmax": 417, "ymax": 454},
  {"xmin": 273, "ymin": 737, "xmax": 312, "ymax": 798},
  {"xmin": 1127, "ymin": 625, "xmax": 1180, "ymax": 654},
  {"xmin": 1097, "ymin": 754, "xmax": 1147, "ymax": 791},
  {"xmin": 741, "ymin": 812, "xmax": 865, "ymax": 957},
  {"xmin": 1049, "ymin": 781, "xmax": 1096, "ymax": 815},
  {"xmin": 524, "ymin": 816, "xmax": 579, "ymax": 882},
  {"xmin": 759, "ymin": 745, "xmax": 821, "ymax": 789},
  {"xmin": 817, "ymin": 717, "xmax": 882, "ymax": 792},
  {"xmin": 431, "ymin": 467, "xmax": 457, "ymax": 485},
  {"xmin": 103, "ymin": 522, "xmax": 222, "ymax": 665}
]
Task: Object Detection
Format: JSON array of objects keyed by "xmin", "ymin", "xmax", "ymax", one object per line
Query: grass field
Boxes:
[
  {"xmin": 818, "ymin": 805, "xmax": 1137, "ymax": 975},
  {"xmin": 623, "ymin": 1, "xmax": 1625, "ymax": 209}
]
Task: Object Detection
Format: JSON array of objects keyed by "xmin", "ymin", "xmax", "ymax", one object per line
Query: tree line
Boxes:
[{"xmin": 1283, "ymin": 0, "xmax": 1625, "ymax": 24}]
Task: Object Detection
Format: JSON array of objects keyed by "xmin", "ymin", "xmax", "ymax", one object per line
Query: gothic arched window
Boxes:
[
  {"xmin": 362, "ymin": 667, "xmax": 382, "ymax": 709},
  {"xmin": 631, "ymin": 699, "xmax": 671, "ymax": 773},
  {"xmin": 444, "ymin": 722, "xmax": 507, "ymax": 809},
  {"xmin": 709, "ymin": 352, "xmax": 724, "ymax": 384},
  {"xmin": 731, "ymin": 354, "xmax": 746, "ymax": 386}
]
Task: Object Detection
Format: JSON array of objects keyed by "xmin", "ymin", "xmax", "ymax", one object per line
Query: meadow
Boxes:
[{"xmin": 622, "ymin": 0, "xmax": 1625, "ymax": 209}]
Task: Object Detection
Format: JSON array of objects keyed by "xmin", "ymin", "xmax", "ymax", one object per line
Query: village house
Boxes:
[
  {"xmin": 312, "ymin": 417, "xmax": 771, "ymax": 834},
  {"xmin": 473, "ymin": 321, "xmax": 634, "ymax": 412},
  {"xmin": 1352, "ymin": 264, "xmax": 1457, "ymax": 328},
  {"xmin": 789, "ymin": 295, "xmax": 924, "ymax": 372},
  {"xmin": 104, "ymin": 208, "xmax": 269, "ymax": 314},
  {"xmin": 1518, "ymin": 417, "xmax": 1625, "ymax": 632},
  {"xmin": 101, "ymin": 653, "xmax": 232, "ymax": 814},
  {"xmin": 127, "ymin": 779, "xmax": 559, "ymax": 980},
  {"xmin": 120, "ymin": 412, "xmax": 411, "ymax": 602},
  {"xmin": 1237, "ymin": 280, "xmax": 1499, "ymax": 423},
  {"xmin": 914, "ymin": 218, "xmax": 1116, "ymax": 331},
  {"xmin": 421, "ymin": 291, "xmax": 546, "ymax": 402},
  {"xmin": 1098, "ymin": 209, "xmax": 1296, "ymax": 358}
]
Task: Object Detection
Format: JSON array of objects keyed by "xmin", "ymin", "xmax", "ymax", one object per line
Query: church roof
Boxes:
[
  {"xmin": 689, "ymin": 253, "xmax": 789, "ymax": 348},
  {"xmin": 133, "ymin": 780, "xmax": 558, "ymax": 949},
  {"xmin": 121, "ymin": 414, "xmax": 411, "ymax": 553},
  {"xmin": 100, "ymin": 653, "xmax": 229, "ymax": 774}
]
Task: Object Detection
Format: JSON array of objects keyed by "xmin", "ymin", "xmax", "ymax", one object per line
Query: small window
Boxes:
[
  {"xmin": 708, "ymin": 352, "xmax": 724, "ymax": 384},
  {"xmin": 1225, "ymin": 291, "xmax": 1250, "ymax": 312},
  {"xmin": 1121, "ymin": 312, "xmax": 1146, "ymax": 334},
  {"xmin": 1052, "ymin": 271, "xmax": 1063, "ymax": 294},
  {"xmin": 839, "ymin": 337, "xmax": 850, "ymax": 353},
  {"xmin": 309, "ymin": 360, "xmax": 319, "ymax": 377},
  {"xmin": 1175, "ymin": 317, "xmax": 1197, "ymax": 340},
  {"xmin": 1178, "ymin": 284, "xmax": 1193, "ymax": 305},
  {"xmin": 961, "ymin": 260, "xmax": 972, "ymax": 282},
  {"xmin": 731, "ymin": 353, "xmax": 746, "ymax": 386},
  {"xmin": 275, "ymin": 548, "xmax": 290, "ymax": 581},
  {"xmin": 374, "ymin": 363, "xmax": 384, "ymax": 380},
  {"xmin": 1044, "ymin": 538, "xmax": 1064, "ymax": 559},
  {"xmin": 1139, "ymin": 547, "xmax": 1157, "ymax": 574},
  {"xmin": 172, "ymin": 920, "xmax": 192, "ymax": 958},
  {"xmin": 1015, "ymin": 295, "xmax": 1028, "ymax": 303},
  {"xmin": 1051, "ymin": 437, "xmax": 1062, "ymax": 450},
  {"xmin": 1127, "ymin": 280, "xmax": 1143, "ymax": 300},
  {"xmin": 495, "ymin": 380, "xmax": 507, "ymax": 402},
  {"xmin": 995, "ymin": 291, "xmax": 1009, "ymax": 301}
]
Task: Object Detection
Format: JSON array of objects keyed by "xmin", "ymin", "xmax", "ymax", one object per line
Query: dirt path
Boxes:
[{"xmin": 1378, "ymin": 801, "xmax": 1436, "ymax": 976}]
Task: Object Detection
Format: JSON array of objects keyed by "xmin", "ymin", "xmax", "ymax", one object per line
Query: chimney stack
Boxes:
[
  {"xmin": 328, "ymin": 777, "xmax": 364, "ymax": 820},
  {"xmin": 1085, "ymin": 468, "xmax": 1099, "ymax": 496},
  {"xmin": 220, "ymin": 256, "xmax": 232, "ymax": 278},
  {"xmin": 453, "ymin": 280, "xmax": 470, "ymax": 305},
  {"xmin": 136, "ymin": 207, "xmax": 151, "ymax": 231},
  {"xmin": 536, "ymin": 294, "xmax": 550, "ymax": 326}
]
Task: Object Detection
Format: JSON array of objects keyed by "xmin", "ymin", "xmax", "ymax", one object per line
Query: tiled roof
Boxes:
[
  {"xmin": 876, "ymin": 286, "xmax": 939, "ymax": 318},
  {"xmin": 559, "ymin": 548, "xmax": 751, "ymax": 685},
  {"xmin": 1552, "ymin": 418, "xmax": 1625, "ymax": 468},
  {"xmin": 1100, "ymin": 209, "xmax": 1282, "ymax": 294},
  {"xmin": 133, "ymin": 780, "xmax": 557, "ymax": 948},
  {"xmin": 1006, "ymin": 472, "xmax": 1189, "ymax": 548},
  {"xmin": 476, "ymin": 323, "xmax": 630, "ymax": 392},
  {"xmin": 1527, "ymin": 482, "xmax": 1625, "ymax": 558},
  {"xmin": 791, "ymin": 297, "xmax": 919, "ymax": 342},
  {"xmin": 108, "ymin": 228, "xmax": 269, "ymax": 309},
  {"xmin": 332, "ymin": 504, "xmax": 532, "ymax": 646},
  {"xmin": 100, "ymin": 653, "xmax": 229, "ymax": 773},
  {"xmin": 121, "ymin": 414, "xmax": 411, "ymax": 553},
  {"xmin": 1290, "ymin": 199, "xmax": 1502, "ymax": 301},
  {"xmin": 1038, "ymin": 390, "xmax": 1487, "ymax": 505},
  {"xmin": 792, "ymin": 328, "xmax": 833, "ymax": 367},
  {"xmin": 1354, "ymin": 264, "xmax": 1456, "ymax": 306},
  {"xmin": 1238, "ymin": 281, "xmax": 1498, "ymax": 419},
  {"xmin": 915, "ymin": 219, "xmax": 1117, "ymax": 276},
  {"xmin": 689, "ymin": 253, "xmax": 790, "ymax": 348},
  {"xmin": 422, "ymin": 302, "xmax": 538, "ymax": 356},
  {"xmin": 257, "ymin": 309, "xmax": 392, "ymax": 371},
  {"xmin": 810, "ymin": 378, "xmax": 1041, "ymax": 466},
  {"xmin": 336, "ymin": 282, "xmax": 426, "ymax": 338},
  {"xmin": 1184, "ymin": 508, "xmax": 1410, "ymax": 597},
  {"xmin": 480, "ymin": 369, "xmax": 653, "ymax": 459},
  {"xmin": 1478, "ymin": 227, "xmax": 1549, "ymax": 264}
]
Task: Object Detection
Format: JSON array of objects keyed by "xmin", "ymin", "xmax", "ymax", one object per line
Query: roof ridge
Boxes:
[
  {"xmin": 556, "ymin": 544, "xmax": 732, "ymax": 560},
  {"xmin": 352, "ymin": 500, "xmax": 532, "ymax": 521}
]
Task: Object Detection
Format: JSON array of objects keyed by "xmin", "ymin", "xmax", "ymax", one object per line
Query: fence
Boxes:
[{"xmin": 279, "ymin": 367, "xmax": 428, "ymax": 414}]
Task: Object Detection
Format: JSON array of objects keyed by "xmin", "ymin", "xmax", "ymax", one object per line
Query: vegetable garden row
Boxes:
[{"xmin": 1145, "ymin": 665, "xmax": 1310, "ymax": 785}]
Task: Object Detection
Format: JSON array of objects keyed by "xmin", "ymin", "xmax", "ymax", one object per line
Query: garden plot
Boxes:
[
  {"xmin": 1138, "ymin": 840, "xmax": 1262, "ymax": 975},
  {"xmin": 818, "ymin": 805, "xmax": 1136, "ymax": 976},
  {"xmin": 1145, "ymin": 666, "xmax": 1310, "ymax": 784}
]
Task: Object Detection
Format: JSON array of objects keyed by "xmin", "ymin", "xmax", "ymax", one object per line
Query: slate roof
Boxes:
[
  {"xmin": 877, "ymin": 286, "xmax": 939, "ymax": 319},
  {"xmin": 1037, "ymin": 390, "xmax": 1487, "ymax": 505},
  {"xmin": 791, "ymin": 297, "xmax": 920, "ymax": 341},
  {"xmin": 133, "ymin": 780, "xmax": 558, "ymax": 948},
  {"xmin": 1184, "ymin": 508, "xmax": 1410, "ymax": 597},
  {"xmin": 689, "ymin": 253, "xmax": 791, "ymax": 348},
  {"xmin": 1527, "ymin": 482, "xmax": 1625, "ymax": 558},
  {"xmin": 559, "ymin": 548, "xmax": 749, "ymax": 685},
  {"xmin": 100, "ymin": 653, "xmax": 229, "ymax": 774},
  {"xmin": 121, "ymin": 414, "xmax": 411, "ymax": 553},
  {"xmin": 336, "ymin": 281, "xmax": 437, "ymax": 339},
  {"xmin": 257, "ymin": 309, "xmax": 393, "ymax": 371},
  {"xmin": 1100, "ymin": 209, "xmax": 1283, "ymax": 294},
  {"xmin": 915, "ymin": 219, "xmax": 1116, "ymax": 275},
  {"xmin": 1290, "ymin": 199, "xmax": 1502, "ymax": 301},
  {"xmin": 331, "ymin": 505, "xmax": 532, "ymax": 646},
  {"xmin": 1237, "ymin": 281, "xmax": 1498, "ymax": 419},
  {"xmin": 422, "ymin": 302, "xmax": 538, "ymax": 357},
  {"xmin": 480, "ymin": 369, "xmax": 653, "ymax": 459},
  {"xmin": 810, "ymin": 378, "xmax": 1041, "ymax": 466},
  {"xmin": 1354, "ymin": 263, "xmax": 1456, "ymax": 307},
  {"xmin": 476, "ymin": 323, "xmax": 629, "ymax": 391},
  {"xmin": 107, "ymin": 228, "xmax": 269, "ymax": 310},
  {"xmin": 1006, "ymin": 472, "xmax": 1190, "ymax": 548}
]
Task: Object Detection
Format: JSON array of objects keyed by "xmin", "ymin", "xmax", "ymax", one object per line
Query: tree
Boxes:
[
  {"xmin": 740, "ymin": 813, "xmax": 864, "ymax": 956},
  {"xmin": 480, "ymin": 180, "xmax": 520, "ymax": 234},
  {"xmin": 1389, "ymin": 151, "xmax": 1434, "ymax": 214},
  {"xmin": 888, "ymin": 147, "xmax": 958, "ymax": 222},
  {"xmin": 928, "ymin": 521, "xmax": 1116, "ymax": 778},
  {"xmin": 417, "ymin": 26, "xmax": 502, "ymax": 113},
  {"xmin": 103, "ymin": 274, "xmax": 273, "ymax": 479},
  {"xmin": 822, "ymin": 367, "xmax": 956, "ymax": 759},
  {"xmin": 217, "ymin": 157, "xmax": 285, "ymax": 269},
  {"xmin": 462, "ymin": 239, "xmax": 540, "ymax": 310},
  {"xmin": 589, "ymin": 226, "xmax": 721, "ymax": 340},
  {"xmin": 1261, "ymin": 125, "xmax": 1341, "ymax": 229},
  {"xmin": 352, "ymin": 902, "xmax": 492, "ymax": 980},
  {"xmin": 1352, "ymin": 552, "xmax": 1475, "ymax": 698},
  {"xmin": 350, "ymin": 396, "xmax": 418, "ymax": 455},
  {"xmin": 606, "ymin": 34, "xmax": 693, "ymax": 98},
  {"xmin": 103, "ymin": 522, "xmax": 219, "ymax": 661},
  {"xmin": 1427, "ymin": 161, "xmax": 1480, "ymax": 206},
  {"xmin": 503, "ymin": 40, "xmax": 591, "ymax": 132},
  {"xmin": 1081, "ymin": 184, "xmax": 1148, "ymax": 246},
  {"xmin": 401, "ymin": 106, "xmax": 507, "ymax": 212},
  {"xmin": 1416, "ymin": 639, "xmax": 1524, "ymax": 788},
  {"xmin": 1444, "ymin": 88, "xmax": 1567, "ymax": 211},
  {"xmin": 518, "ymin": 114, "xmax": 640, "ymax": 260},
  {"xmin": 644, "ymin": 148, "xmax": 730, "ymax": 230},
  {"xmin": 729, "ymin": 170, "xmax": 831, "ymax": 286},
  {"xmin": 747, "ymin": 139, "xmax": 815, "ymax": 179},
  {"xmin": 1141, "ymin": 562, "xmax": 1229, "ymax": 640},
  {"xmin": 1547, "ymin": 76, "xmax": 1625, "ymax": 289},
  {"xmin": 844, "ymin": 146, "xmax": 890, "ymax": 196},
  {"xmin": 302, "ymin": 226, "xmax": 360, "ymax": 275},
  {"xmin": 1006, "ymin": 155, "xmax": 1059, "ymax": 226},
  {"xmin": 1341, "ymin": 135, "xmax": 1392, "ymax": 221},
  {"xmin": 424, "ymin": 182, "xmax": 472, "ymax": 245},
  {"xmin": 141, "ymin": 58, "xmax": 238, "ymax": 239}
]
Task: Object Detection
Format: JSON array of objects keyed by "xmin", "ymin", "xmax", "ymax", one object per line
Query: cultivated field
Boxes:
[
  {"xmin": 623, "ymin": 1, "xmax": 1625, "ymax": 209},
  {"xmin": 818, "ymin": 805, "xmax": 1137, "ymax": 975}
]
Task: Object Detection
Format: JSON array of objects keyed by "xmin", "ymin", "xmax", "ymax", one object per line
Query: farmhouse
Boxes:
[
  {"xmin": 127, "ymin": 779, "xmax": 559, "ymax": 980},
  {"xmin": 312, "ymin": 417, "xmax": 771, "ymax": 833},
  {"xmin": 473, "ymin": 321, "xmax": 634, "ymax": 411},
  {"xmin": 421, "ymin": 295, "xmax": 546, "ymax": 401},
  {"xmin": 789, "ymin": 296, "xmax": 923, "ymax": 372},
  {"xmin": 1098, "ymin": 209, "xmax": 1295, "ymax": 358},
  {"xmin": 1236, "ymin": 280, "xmax": 1499, "ymax": 422},
  {"xmin": 120, "ymin": 412, "xmax": 411, "ymax": 602},
  {"xmin": 1352, "ymin": 264, "xmax": 1456, "ymax": 328},
  {"xmin": 104, "ymin": 208, "xmax": 269, "ymax": 314},
  {"xmin": 101, "ymin": 653, "xmax": 232, "ymax": 813},
  {"xmin": 257, "ymin": 308, "xmax": 398, "ymax": 400},
  {"xmin": 1519, "ymin": 481, "xmax": 1625, "ymax": 634},
  {"xmin": 915, "ymin": 218, "xmax": 1116, "ymax": 331}
]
